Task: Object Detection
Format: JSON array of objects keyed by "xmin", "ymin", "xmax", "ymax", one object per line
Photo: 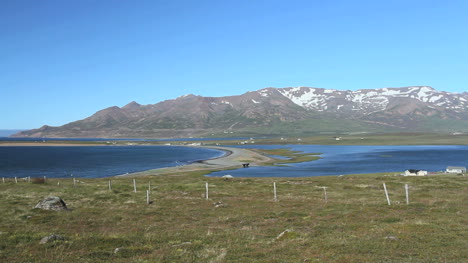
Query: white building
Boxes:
[
  {"xmin": 404, "ymin": 169, "xmax": 428, "ymax": 176},
  {"xmin": 446, "ymin": 166, "xmax": 466, "ymax": 174}
]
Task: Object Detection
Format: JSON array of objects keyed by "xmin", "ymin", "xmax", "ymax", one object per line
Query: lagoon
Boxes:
[
  {"xmin": 0, "ymin": 146, "xmax": 224, "ymax": 178},
  {"xmin": 208, "ymin": 145, "xmax": 468, "ymax": 177}
]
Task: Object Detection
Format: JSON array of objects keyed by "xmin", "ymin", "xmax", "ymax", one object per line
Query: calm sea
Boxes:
[
  {"xmin": 208, "ymin": 145, "xmax": 468, "ymax": 177},
  {"xmin": 0, "ymin": 146, "xmax": 225, "ymax": 178},
  {"xmin": 1, "ymin": 144, "xmax": 467, "ymax": 178}
]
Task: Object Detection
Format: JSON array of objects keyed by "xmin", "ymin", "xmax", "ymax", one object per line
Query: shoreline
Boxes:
[{"xmin": 120, "ymin": 145, "xmax": 275, "ymax": 177}]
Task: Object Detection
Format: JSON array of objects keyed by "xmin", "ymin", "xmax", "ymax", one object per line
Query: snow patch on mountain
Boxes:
[
  {"xmin": 277, "ymin": 86, "xmax": 467, "ymax": 113},
  {"xmin": 258, "ymin": 89, "xmax": 271, "ymax": 97},
  {"xmin": 279, "ymin": 87, "xmax": 329, "ymax": 110}
]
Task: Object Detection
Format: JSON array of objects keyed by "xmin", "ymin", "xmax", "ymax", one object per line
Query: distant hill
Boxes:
[{"xmin": 13, "ymin": 86, "xmax": 468, "ymax": 138}]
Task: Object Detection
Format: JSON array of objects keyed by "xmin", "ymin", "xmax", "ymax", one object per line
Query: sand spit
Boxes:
[{"xmin": 122, "ymin": 146, "xmax": 275, "ymax": 177}]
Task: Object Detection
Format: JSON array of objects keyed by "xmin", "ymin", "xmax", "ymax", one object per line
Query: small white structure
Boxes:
[
  {"xmin": 404, "ymin": 169, "xmax": 428, "ymax": 176},
  {"xmin": 446, "ymin": 166, "xmax": 466, "ymax": 174}
]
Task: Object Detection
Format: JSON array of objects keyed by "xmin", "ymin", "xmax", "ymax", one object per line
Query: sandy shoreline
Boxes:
[{"xmin": 120, "ymin": 146, "xmax": 275, "ymax": 177}]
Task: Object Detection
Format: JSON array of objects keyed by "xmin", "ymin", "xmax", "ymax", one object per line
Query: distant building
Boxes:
[
  {"xmin": 404, "ymin": 169, "xmax": 427, "ymax": 176},
  {"xmin": 446, "ymin": 166, "xmax": 466, "ymax": 174}
]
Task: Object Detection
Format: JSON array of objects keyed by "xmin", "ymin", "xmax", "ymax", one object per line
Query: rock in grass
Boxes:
[
  {"xmin": 34, "ymin": 196, "xmax": 68, "ymax": 211},
  {"xmin": 213, "ymin": 201, "xmax": 227, "ymax": 208},
  {"xmin": 222, "ymin": 174, "xmax": 234, "ymax": 181},
  {"xmin": 39, "ymin": 234, "xmax": 65, "ymax": 244}
]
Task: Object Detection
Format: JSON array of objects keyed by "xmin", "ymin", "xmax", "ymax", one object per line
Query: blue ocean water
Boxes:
[
  {"xmin": 2, "ymin": 144, "xmax": 467, "ymax": 179},
  {"xmin": 0, "ymin": 146, "xmax": 225, "ymax": 178},
  {"xmin": 208, "ymin": 145, "xmax": 468, "ymax": 177}
]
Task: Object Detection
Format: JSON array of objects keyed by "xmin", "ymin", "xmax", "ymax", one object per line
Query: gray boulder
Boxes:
[
  {"xmin": 34, "ymin": 196, "xmax": 68, "ymax": 211},
  {"xmin": 39, "ymin": 234, "xmax": 65, "ymax": 244}
]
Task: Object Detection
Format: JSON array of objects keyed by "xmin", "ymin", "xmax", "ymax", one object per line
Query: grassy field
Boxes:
[
  {"xmin": 254, "ymin": 148, "xmax": 322, "ymax": 165},
  {"xmin": 0, "ymin": 173, "xmax": 466, "ymax": 262},
  {"xmin": 223, "ymin": 133, "xmax": 468, "ymax": 146},
  {"xmin": 3, "ymin": 133, "xmax": 468, "ymax": 147},
  {"xmin": 127, "ymin": 133, "xmax": 468, "ymax": 146}
]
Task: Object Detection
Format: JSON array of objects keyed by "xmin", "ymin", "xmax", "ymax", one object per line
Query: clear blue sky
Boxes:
[{"xmin": 2, "ymin": 0, "xmax": 468, "ymax": 129}]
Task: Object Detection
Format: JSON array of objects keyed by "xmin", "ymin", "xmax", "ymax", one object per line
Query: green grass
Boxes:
[
  {"xmin": 255, "ymin": 148, "xmax": 321, "ymax": 165},
  {"xmin": 243, "ymin": 117, "xmax": 395, "ymax": 136},
  {"xmin": 0, "ymin": 173, "xmax": 466, "ymax": 262},
  {"xmin": 252, "ymin": 133, "xmax": 468, "ymax": 145},
  {"xmin": 4, "ymin": 133, "xmax": 468, "ymax": 147},
  {"xmin": 130, "ymin": 133, "xmax": 468, "ymax": 146}
]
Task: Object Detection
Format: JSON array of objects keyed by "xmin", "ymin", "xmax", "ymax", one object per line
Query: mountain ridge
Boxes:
[{"xmin": 14, "ymin": 86, "xmax": 468, "ymax": 138}]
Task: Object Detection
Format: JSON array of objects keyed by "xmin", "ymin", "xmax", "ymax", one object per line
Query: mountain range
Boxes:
[{"xmin": 14, "ymin": 86, "xmax": 468, "ymax": 138}]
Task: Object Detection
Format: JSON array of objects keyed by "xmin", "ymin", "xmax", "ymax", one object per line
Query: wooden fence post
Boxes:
[
  {"xmin": 273, "ymin": 182, "xmax": 278, "ymax": 202},
  {"xmin": 108, "ymin": 180, "xmax": 112, "ymax": 191},
  {"xmin": 133, "ymin": 178, "xmax": 137, "ymax": 193},
  {"xmin": 321, "ymin": 186, "xmax": 328, "ymax": 202},
  {"xmin": 383, "ymin": 183, "xmax": 391, "ymax": 205},
  {"xmin": 205, "ymin": 182, "xmax": 209, "ymax": 200},
  {"xmin": 15, "ymin": 177, "xmax": 17, "ymax": 184},
  {"xmin": 146, "ymin": 190, "xmax": 150, "ymax": 204},
  {"xmin": 405, "ymin": 184, "xmax": 409, "ymax": 205}
]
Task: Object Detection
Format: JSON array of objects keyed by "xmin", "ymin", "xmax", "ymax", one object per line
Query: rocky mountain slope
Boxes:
[{"xmin": 14, "ymin": 86, "xmax": 468, "ymax": 138}]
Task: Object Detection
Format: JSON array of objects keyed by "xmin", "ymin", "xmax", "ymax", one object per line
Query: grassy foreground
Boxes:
[{"xmin": 0, "ymin": 173, "xmax": 466, "ymax": 263}]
